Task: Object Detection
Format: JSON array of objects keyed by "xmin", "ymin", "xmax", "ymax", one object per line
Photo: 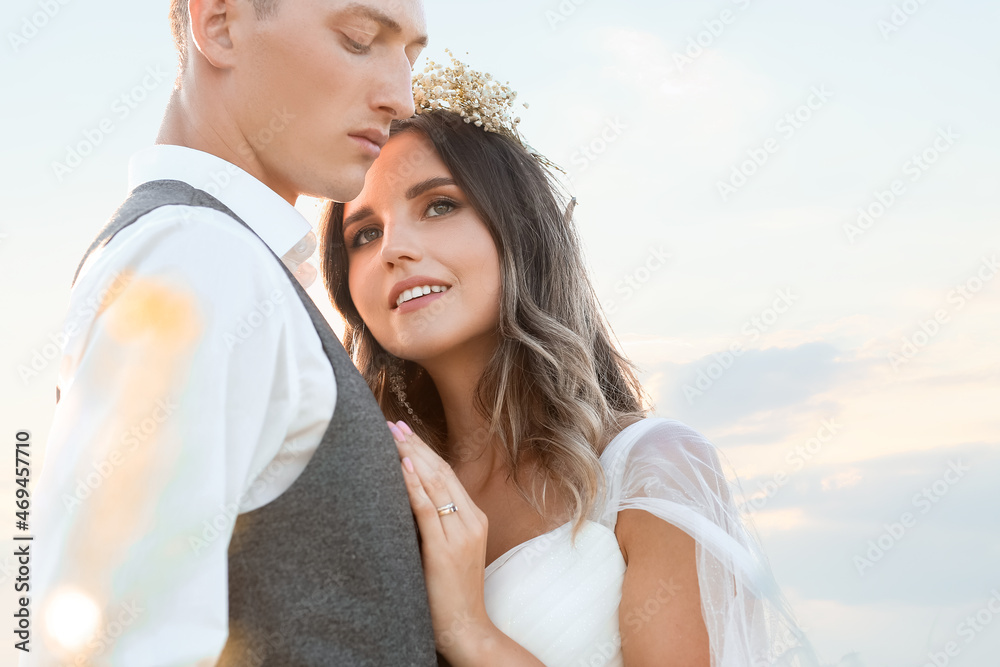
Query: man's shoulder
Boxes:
[
  {"xmin": 128, "ymin": 201, "xmax": 272, "ymax": 255},
  {"xmin": 82, "ymin": 202, "xmax": 283, "ymax": 284},
  {"xmin": 71, "ymin": 202, "xmax": 297, "ymax": 332}
]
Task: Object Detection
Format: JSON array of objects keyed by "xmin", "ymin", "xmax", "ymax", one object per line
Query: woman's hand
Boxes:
[{"xmin": 387, "ymin": 421, "xmax": 495, "ymax": 664}]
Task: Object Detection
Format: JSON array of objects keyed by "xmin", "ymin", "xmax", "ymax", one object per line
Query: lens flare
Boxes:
[{"xmin": 44, "ymin": 587, "xmax": 101, "ymax": 651}]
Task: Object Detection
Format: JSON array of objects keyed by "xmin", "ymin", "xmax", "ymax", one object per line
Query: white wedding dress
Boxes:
[{"xmin": 482, "ymin": 417, "xmax": 818, "ymax": 667}]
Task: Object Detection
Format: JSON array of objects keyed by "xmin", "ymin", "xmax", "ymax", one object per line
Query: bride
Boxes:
[{"xmin": 319, "ymin": 54, "xmax": 818, "ymax": 667}]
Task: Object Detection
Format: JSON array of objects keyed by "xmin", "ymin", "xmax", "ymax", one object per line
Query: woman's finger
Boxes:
[
  {"xmin": 400, "ymin": 445, "xmax": 469, "ymax": 540},
  {"xmin": 391, "ymin": 422, "xmax": 484, "ymax": 537},
  {"xmin": 399, "ymin": 454, "xmax": 447, "ymax": 546},
  {"xmin": 390, "ymin": 423, "xmax": 454, "ymax": 508}
]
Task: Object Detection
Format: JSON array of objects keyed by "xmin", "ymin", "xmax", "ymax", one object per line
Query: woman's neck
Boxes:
[
  {"xmin": 419, "ymin": 343, "xmax": 582, "ymax": 527},
  {"xmin": 418, "ymin": 342, "xmax": 502, "ymax": 492}
]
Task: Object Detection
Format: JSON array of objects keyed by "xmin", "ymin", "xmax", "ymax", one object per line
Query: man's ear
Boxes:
[{"xmin": 187, "ymin": 0, "xmax": 245, "ymax": 70}]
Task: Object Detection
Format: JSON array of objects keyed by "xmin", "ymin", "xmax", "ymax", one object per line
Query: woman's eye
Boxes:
[
  {"xmin": 426, "ymin": 200, "xmax": 456, "ymax": 218},
  {"xmin": 353, "ymin": 227, "xmax": 383, "ymax": 247}
]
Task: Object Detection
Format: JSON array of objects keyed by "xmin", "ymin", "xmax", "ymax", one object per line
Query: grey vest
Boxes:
[{"xmin": 67, "ymin": 179, "xmax": 437, "ymax": 666}]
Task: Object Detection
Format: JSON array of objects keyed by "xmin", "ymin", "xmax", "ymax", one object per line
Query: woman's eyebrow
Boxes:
[
  {"xmin": 343, "ymin": 205, "xmax": 375, "ymax": 233},
  {"xmin": 406, "ymin": 177, "xmax": 456, "ymax": 200}
]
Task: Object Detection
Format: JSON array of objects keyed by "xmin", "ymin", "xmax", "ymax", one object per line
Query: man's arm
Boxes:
[{"xmin": 27, "ymin": 207, "xmax": 295, "ymax": 666}]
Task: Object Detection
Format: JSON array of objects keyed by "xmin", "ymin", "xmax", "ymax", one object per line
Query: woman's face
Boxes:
[{"xmin": 342, "ymin": 131, "xmax": 502, "ymax": 364}]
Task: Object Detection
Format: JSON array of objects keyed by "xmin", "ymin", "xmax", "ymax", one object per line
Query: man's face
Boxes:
[{"xmin": 229, "ymin": 0, "xmax": 428, "ymax": 203}]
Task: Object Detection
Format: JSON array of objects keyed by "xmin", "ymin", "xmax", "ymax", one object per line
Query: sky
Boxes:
[{"xmin": 1, "ymin": 0, "xmax": 999, "ymax": 665}]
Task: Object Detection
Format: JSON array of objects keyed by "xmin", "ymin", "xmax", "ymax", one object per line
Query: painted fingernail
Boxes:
[
  {"xmin": 398, "ymin": 421, "xmax": 413, "ymax": 436},
  {"xmin": 387, "ymin": 423, "xmax": 405, "ymax": 442},
  {"xmin": 402, "ymin": 457, "xmax": 415, "ymax": 473}
]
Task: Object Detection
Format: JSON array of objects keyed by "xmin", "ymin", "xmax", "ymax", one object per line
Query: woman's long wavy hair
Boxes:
[{"xmin": 319, "ymin": 110, "xmax": 649, "ymax": 532}]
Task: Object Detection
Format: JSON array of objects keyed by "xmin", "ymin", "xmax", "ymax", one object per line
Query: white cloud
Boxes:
[{"xmin": 821, "ymin": 469, "xmax": 863, "ymax": 492}]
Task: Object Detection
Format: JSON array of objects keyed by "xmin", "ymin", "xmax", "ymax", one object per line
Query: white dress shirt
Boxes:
[{"xmin": 27, "ymin": 145, "xmax": 336, "ymax": 666}]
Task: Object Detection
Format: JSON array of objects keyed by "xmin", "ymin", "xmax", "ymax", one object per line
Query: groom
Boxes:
[{"xmin": 28, "ymin": 0, "xmax": 436, "ymax": 665}]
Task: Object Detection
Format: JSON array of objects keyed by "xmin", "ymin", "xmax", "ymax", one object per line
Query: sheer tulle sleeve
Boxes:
[{"xmin": 598, "ymin": 418, "xmax": 819, "ymax": 667}]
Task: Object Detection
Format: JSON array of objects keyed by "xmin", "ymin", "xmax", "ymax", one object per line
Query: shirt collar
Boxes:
[{"xmin": 127, "ymin": 144, "xmax": 313, "ymax": 259}]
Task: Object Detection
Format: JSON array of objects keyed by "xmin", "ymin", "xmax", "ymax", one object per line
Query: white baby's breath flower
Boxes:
[
  {"xmin": 411, "ymin": 50, "xmax": 528, "ymax": 143},
  {"xmin": 409, "ymin": 50, "xmax": 565, "ymax": 174}
]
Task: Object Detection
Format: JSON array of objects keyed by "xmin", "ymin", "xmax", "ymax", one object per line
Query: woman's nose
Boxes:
[{"xmin": 379, "ymin": 220, "xmax": 423, "ymax": 266}]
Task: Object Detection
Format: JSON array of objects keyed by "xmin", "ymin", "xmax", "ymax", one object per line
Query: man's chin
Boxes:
[
  {"xmin": 314, "ymin": 168, "xmax": 368, "ymax": 203},
  {"xmin": 309, "ymin": 179, "xmax": 364, "ymax": 203}
]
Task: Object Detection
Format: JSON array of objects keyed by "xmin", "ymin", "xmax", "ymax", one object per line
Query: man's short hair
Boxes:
[{"xmin": 169, "ymin": 0, "xmax": 279, "ymax": 71}]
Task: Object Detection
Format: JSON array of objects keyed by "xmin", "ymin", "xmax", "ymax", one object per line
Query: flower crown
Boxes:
[
  {"xmin": 411, "ymin": 50, "xmax": 563, "ymax": 173},
  {"xmin": 412, "ymin": 49, "xmax": 525, "ymax": 137}
]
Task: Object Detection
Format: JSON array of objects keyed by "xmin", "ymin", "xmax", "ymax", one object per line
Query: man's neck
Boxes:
[{"xmin": 155, "ymin": 88, "xmax": 299, "ymax": 206}]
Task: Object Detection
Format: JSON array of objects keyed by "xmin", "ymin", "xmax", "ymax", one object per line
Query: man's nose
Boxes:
[{"xmin": 376, "ymin": 50, "xmax": 416, "ymax": 119}]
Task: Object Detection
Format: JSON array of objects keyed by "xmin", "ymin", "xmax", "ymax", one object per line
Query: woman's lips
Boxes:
[{"xmin": 395, "ymin": 290, "xmax": 449, "ymax": 314}]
